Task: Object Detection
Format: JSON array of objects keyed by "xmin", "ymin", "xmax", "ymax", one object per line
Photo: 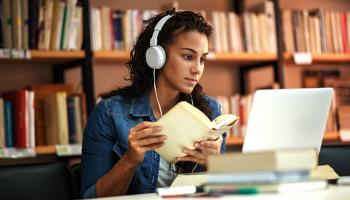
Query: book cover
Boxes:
[
  {"xmin": 28, "ymin": 0, "xmax": 40, "ymax": 49},
  {"xmin": 0, "ymin": 98, "xmax": 5, "ymax": 147},
  {"xmin": 4, "ymin": 101, "xmax": 14, "ymax": 147},
  {"xmin": 44, "ymin": 92, "xmax": 69, "ymax": 145},
  {"xmin": 2, "ymin": 0, "xmax": 12, "ymax": 49},
  {"xmin": 155, "ymin": 101, "xmax": 238, "ymax": 162},
  {"xmin": 67, "ymin": 96, "xmax": 77, "ymax": 144},
  {"xmin": 2, "ymin": 90, "xmax": 29, "ymax": 148},
  {"xmin": 72, "ymin": 95, "xmax": 83, "ymax": 143},
  {"xmin": 207, "ymin": 149, "xmax": 318, "ymax": 173}
]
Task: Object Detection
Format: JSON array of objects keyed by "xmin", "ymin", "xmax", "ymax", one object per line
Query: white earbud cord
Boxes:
[
  {"xmin": 153, "ymin": 68, "xmax": 163, "ymax": 117},
  {"xmin": 153, "ymin": 68, "xmax": 198, "ymax": 173}
]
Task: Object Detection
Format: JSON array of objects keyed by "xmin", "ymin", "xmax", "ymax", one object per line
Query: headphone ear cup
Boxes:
[{"xmin": 146, "ymin": 45, "xmax": 166, "ymax": 69}]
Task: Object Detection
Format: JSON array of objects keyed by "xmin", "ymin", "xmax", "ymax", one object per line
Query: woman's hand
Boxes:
[
  {"xmin": 175, "ymin": 136, "xmax": 223, "ymax": 165},
  {"xmin": 124, "ymin": 122, "xmax": 166, "ymax": 165}
]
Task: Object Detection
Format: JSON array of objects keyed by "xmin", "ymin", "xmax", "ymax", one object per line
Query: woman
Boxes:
[{"xmin": 81, "ymin": 9, "xmax": 226, "ymax": 198}]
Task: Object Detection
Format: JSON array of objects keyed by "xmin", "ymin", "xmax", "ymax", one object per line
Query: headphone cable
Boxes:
[{"xmin": 153, "ymin": 68, "xmax": 163, "ymax": 117}]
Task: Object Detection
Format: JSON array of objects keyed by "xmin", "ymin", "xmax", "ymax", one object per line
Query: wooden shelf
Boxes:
[
  {"xmin": 207, "ymin": 52, "xmax": 277, "ymax": 63},
  {"xmin": 93, "ymin": 51, "xmax": 129, "ymax": 62},
  {"xmin": 226, "ymin": 137, "xmax": 244, "ymax": 146},
  {"xmin": 35, "ymin": 146, "xmax": 56, "ymax": 155},
  {"xmin": 93, "ymin": 51, "xmax": 277, "ymax": 64},
  {"xmin": 30, "ymin": 50, "xmax": 84, "ymax": 59},
  {"xmin": 284, "ymin": 52, "xmax": 350, "ymax": 64},
  {"xmin": 0, "ymin": 50, "xmax": 85, "ymax": 64}
]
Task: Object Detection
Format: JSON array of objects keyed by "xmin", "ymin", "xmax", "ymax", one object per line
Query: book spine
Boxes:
[
  {"xmin": 3, "ymin": 0, "xmax": 13, "ymax": 49},
  {"xmin": 67, "ymin": 96, "xmax": 77, "ymax": 143},
  {"xmin": 4, "ymin": 101, "xmax": 14, "ymax": 147},
  {"xmin": 57, "ymin": 93, "xmax": 69, "ymax": 145},
  {"xmin": 0, "ymin": 99, "xmax": 5, "ymax": 147}
]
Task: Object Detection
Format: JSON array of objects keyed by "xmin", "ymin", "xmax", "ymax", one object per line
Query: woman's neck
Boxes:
[{"xmin": 148, "ymin": 85, "xmax": 179, "ymax": 119}]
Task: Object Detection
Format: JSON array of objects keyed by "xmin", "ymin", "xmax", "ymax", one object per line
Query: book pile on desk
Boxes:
[{"xmin": 158, "ymin": 149, "xmax": 336, "ymax": 197}]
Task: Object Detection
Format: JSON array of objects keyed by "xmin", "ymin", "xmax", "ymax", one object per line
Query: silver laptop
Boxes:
[{"xmin": 242, "ymin": 88, "xmax": 333, "ymax": 153}]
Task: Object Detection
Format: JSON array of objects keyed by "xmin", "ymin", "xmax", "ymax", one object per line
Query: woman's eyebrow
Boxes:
[{"xmin": 181, "ymin": 48, "xmax": 208, "ymax": 56}]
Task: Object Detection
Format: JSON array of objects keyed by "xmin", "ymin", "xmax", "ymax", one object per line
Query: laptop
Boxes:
[{"xmin": 242, "ymin": 88, "xmax": 333, "ymax": 153}]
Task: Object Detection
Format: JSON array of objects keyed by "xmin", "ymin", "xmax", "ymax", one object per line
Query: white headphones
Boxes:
[{"xmin": 146, "ymin": 15, "xmax": 173, "ymax": 69}]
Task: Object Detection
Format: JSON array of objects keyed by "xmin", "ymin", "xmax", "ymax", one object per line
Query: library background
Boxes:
[{"xmin": 0, "ymin": 0, "xmax": 349, "ymax": 199}]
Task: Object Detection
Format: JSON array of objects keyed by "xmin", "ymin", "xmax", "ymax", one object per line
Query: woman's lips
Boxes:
[{"xmin": 185, "ymin": 77, "xmax": 198, "ymax": 85}]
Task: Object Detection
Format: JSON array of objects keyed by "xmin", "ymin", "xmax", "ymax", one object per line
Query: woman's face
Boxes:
[{"xmin": 157, "ymin": 30, "xmax": 209, "ymax": 94}]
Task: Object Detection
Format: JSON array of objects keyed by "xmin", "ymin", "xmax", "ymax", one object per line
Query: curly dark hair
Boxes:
[{"xmin": 102, "ymin": 9, "xmax": 213, "ymax": 118}]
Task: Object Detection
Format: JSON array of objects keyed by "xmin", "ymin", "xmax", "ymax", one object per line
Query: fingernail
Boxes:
[{"xmin": 194, "ymin": 143, "xmax": 199, "ymax": 148}]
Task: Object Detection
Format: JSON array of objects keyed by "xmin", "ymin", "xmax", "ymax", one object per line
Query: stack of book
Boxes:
[{"xmin": 158, "ymin": 149, "xmax": 333, "ymax": 197}]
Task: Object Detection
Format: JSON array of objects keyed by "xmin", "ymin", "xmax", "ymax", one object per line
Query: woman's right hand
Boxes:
[{"xmin": 124, "ymin": 122, "xmax": 166, "ymax": 165}]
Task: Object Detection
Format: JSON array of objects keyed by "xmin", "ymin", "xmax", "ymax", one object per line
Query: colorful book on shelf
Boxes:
[
  {"xmin": 0, "ymin": 99, "xmax": 4, "ymax": 147},
  {"xmin": 28, "ymin": 0, "xmax": 40, "ymax": 49},
  {"xmin": 28, "ymin": 84, "xmax": 72, "ymax": 146},
  {"xmin": 2, "ymin": 0, "xmax": 12, "ymax": 49},
  {"xmin": 67, "ymin": 95, "xmax": 84, "ymax": 144},
  {"xmin": 207, "ymin": 148, "xmax": 318, "ymax": 173},
  {"xmin": 4, "ymin": 101, "xmax": 14, "ymax": 147},
  {"xmin": 21, "ymin": 0, "xmax": 29, "ymax": 49},
  {"xmin": 44, "ymin": 92, "xmax": 69, "ymax": 145},
  {"xmin": 72, "ymin": 95, "xmax": 84, "ymax": 143},
  {"xmin": 67, "ymin": 96, "xmax": 77, "ymax": 143},
  {"xmin": 155, "ymin": 101, "xmax": 239, "ymax": 162},
  {"xmin": 2, "ymin": 90, "xmax": 29, "ymax": 148}
]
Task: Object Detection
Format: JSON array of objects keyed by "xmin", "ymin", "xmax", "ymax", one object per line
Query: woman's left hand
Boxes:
[{"xmin": 175, "ymin": 136, "xmax": 223, "ymax": 165}]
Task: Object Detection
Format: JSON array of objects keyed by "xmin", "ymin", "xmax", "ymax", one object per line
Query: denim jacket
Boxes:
[{"xmin": 81, "ymin": 92, "xmax": 226, "ymax": 198}]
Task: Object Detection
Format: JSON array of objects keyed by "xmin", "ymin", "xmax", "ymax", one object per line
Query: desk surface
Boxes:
[{"xmin": 93, "ymin": 185, "xmax": 350, "ymax": 200}]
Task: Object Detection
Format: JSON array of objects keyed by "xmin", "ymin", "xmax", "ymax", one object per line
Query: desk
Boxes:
[{"xmin": 93, "ymin": 185, "xmax": 350, "ymax": 200}]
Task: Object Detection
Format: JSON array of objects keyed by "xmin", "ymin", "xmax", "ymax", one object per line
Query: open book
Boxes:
[{"xmin": 155, "ymin": 101, "xmax": 239, "ymax": 162}]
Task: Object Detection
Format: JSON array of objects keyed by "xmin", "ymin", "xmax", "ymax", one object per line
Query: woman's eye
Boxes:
[
  {"xmin": 183, "ymin": 55, "xmax": 193, "ymax": 60},
  {"xmin": 200, "ymin": 57, "xmax": 207, "ymax": 63}
]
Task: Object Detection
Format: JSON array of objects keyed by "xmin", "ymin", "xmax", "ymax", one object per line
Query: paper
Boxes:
[{"xmin": 293, "ymin": 52, "xmax": 313, "ymax": 65}]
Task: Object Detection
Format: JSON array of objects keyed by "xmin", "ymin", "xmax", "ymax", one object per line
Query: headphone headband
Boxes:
[{"xmin": 149, "ymin": 15, "xmax": 173, "ymax": 46}]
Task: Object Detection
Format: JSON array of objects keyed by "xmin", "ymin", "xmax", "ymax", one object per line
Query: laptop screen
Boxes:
[{"xmin": 242, "ymin": 88, "xmax": 333, "ymax": 153}]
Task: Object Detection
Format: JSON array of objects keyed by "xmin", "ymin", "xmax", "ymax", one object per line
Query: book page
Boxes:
[
  {"xmin": 180, "ymin": 102, "xmax": 212, "ymax": 127},
  {"xmin": 212, "ymin": 114, "xmax": 239, "ymax": 130}
]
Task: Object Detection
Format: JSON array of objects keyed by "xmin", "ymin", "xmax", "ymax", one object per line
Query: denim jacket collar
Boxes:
[{"xmin": 130, "ymin": 92, "xmax": 153, "ymax": 117}]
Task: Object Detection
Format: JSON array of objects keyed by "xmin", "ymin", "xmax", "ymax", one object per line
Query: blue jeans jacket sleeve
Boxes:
[
  {"xmin": 193, "ymin": 96, "xmax": 226, "ymax": 172},
  {"xmin": 81, "ymin": 100, "xmax": 118, "ymax": 198},
  {"xmin": 206, "ymin": 96, "xmax": 227, "ymax": 154}
]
